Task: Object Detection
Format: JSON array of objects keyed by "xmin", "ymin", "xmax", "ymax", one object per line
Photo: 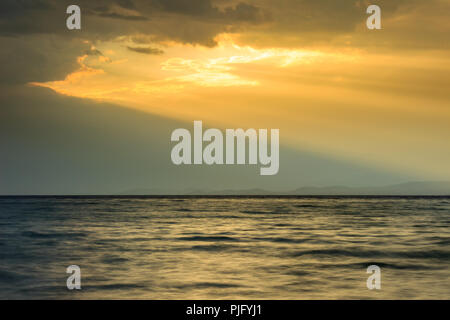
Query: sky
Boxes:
[{"xmin": 0, "ymin": 0, "xmax": 449, "ymax": 194}]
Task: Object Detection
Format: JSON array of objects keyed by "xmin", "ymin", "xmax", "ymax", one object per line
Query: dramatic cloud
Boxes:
[
  {"xmin": 1, "ymin": 0, "xmax": 448, "ymax": 87},
  {"xmin": 1, "ymin": 0, "xmax": 448, "ymax": 49},
  {"xmin": 0, "ymin": 0, "xmax": 270, "ymax": 45}
]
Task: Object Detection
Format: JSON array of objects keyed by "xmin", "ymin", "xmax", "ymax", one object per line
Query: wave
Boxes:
[
  {"xmin": 177, "ymin": 235, "xmax": 241, "ymax": 242},
  {"xmin": 174, "ymin": 282, "xmax": 243, "ymax": 289},
  {"xmin": 21, "ymin": 231, "xmax": 88, "ymax": 239},
  {"xmin": 288, "ymin": 249, "xmax": 450, "ymax": 260}
]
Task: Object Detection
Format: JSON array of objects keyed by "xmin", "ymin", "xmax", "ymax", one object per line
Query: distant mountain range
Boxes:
[
  {"xmin": 120, "ymin": 181, "xmax": 450, "ymax": 196},
  {"xmin": 288, "ymin": 181, "xmax": 450, "ymax": 195}
]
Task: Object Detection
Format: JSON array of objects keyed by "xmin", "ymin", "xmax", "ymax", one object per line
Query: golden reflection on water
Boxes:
[{"xmin": 0, "ymin": 197, "xmax": 449, "ymax": 299}]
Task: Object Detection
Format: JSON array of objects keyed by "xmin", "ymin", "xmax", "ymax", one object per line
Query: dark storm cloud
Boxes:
[
  {"xmin": 0, "ymin": 35, "xmax": 82, "ymax": 85},
  {"xmin": 0, "ymin": 0, "xmax": 269, "ymax": 38},
  {"xmin": 126, "ymin": 46, "xmax": 164, "ymax": 55},
  {"xmin": 1, "ymin": 0, "xmax": 268, "ymax": 84},
  {"xmin": 0, "ymin": 0, "xmax": 448, "ymax": 85},
  {"xmin": 0, "ymin": 0, "xmax": 273, "ymax": 67},
  {"xmin": 0, "ymin": 0, "xmax": 447, "ymax": 45}
]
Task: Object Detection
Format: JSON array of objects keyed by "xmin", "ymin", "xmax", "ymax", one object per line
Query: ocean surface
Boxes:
[{"xmin": 0, "ymin": 196, "xmax": 449, "ymax": 299}]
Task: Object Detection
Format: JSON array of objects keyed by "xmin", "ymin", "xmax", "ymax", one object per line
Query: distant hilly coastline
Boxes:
[
  {"xmin": 120, "ymin": 181, "xmax": 450, "ymax": 196},
  {"xmin": 288, "ymin": 181, "xmax": 450, "ymax": 195}
]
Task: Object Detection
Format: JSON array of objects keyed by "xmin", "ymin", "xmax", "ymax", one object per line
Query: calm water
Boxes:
[{"xmin": 0, "ymin": 196, "xmax": 449, "ymax": 299}]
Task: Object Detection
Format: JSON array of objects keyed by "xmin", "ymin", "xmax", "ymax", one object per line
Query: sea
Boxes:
[{"xmin": 0, "ymin": 196, "xmax": 449, "ymax": 299}]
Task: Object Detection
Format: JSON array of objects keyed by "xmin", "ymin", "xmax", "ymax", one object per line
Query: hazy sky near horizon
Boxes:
[{"xmin": 1, "ymin": 0, "xmax": 449, "ymax": 193}]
